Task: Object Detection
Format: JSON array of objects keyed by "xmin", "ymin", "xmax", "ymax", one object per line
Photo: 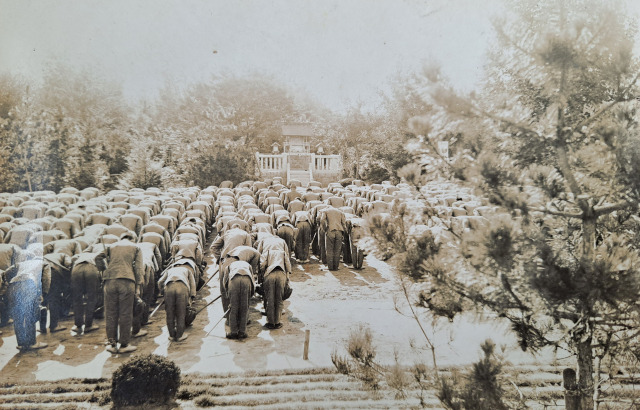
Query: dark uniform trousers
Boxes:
[
  {"xmin": 342, "ymin": 231, "xmax": 352, "ymax": 265},
  {"xmin": 276, "ymin": 225, "xmax": 295, "ymax": 256},
  {"xmin": 165, "ymin": 281, "xmax": 188, "ymax": 339},
  {"xmin": 47, "ymin": 268, "xmax": 66, "ymax": 330},
  {"xmin": 318, "ymin": 228, "xmax": 327, "ymax": 264},
  {"xmin": 263, "ymin": 269, "xmax": 286, "ymax": 326},
  {"xmin": 351, "ymin": 240, "xmax": 365, "ymax": 269},
  {"xmin": 325, "ymin": 230, "xmax": 343, "ymax": 270},
  {"xmin": 294, "ymin": 221, "xmax": 311, "ymax": 261},
  {"xmin": 71, "ymin": 263, "xmax": 99, "ymax": 328},
  {"xmin": 220, "ymin": 258, "xmax": 235, "ymax": 317},
  {"xmin": 311, "ymin": 224, "xmax": 320, "ymax": 256},
  {"xmin": 0, "ymin": 291, "xmax": 9, "ymax": 326},
  {"xmin": 104, "ymin": 279, "xmax": 135, "ymax": 346},
  {"xmin": 228, "ymin": 275, "xmax": 251, "ymax": 335}
]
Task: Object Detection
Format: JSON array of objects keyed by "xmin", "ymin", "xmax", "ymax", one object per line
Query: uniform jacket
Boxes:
[
  {"xmin": 0, "ymin": 243, "xmax": 20, "ymax": 271},
  {"xmin": 226, "ymin": 260, "xmax": 255, "ymax": 292},
  {"xmin": 225, "ymin": 245, "xmax": 261, "ymax": 277},
  {"xmin": 51, "ymin": 218, "xmax": 78, "ymax": 239},
  {"xmin": 302, "ymin": 192, "xmax": 320, "ymax": 202},
  {"xmin": 325, "ymin": 196, "xmax": 346, "ymax": 208},
  {"xmin": 171, "ymin": 239, "xmax": 203, "ymax": 267},
  {"xmin": 211, "ymin": 228, "xmax": 252, "ymax": 261},
  {"xmin": 120, "ymin": 214, "xmax": 143, "ymax": 237},
  {"xmin": 287, "ymin": 200, "xmax": 305, "ymax": 214},
  {"xmin": 254, "ymin": 234, "xmax": 289, "ymax": 255},
  {"xmin": 260, "ymin": 249, "xmax": 291, "ymax": 277},
  {"xmin": 158, "ymin": 264, "xmax": 196, "ymax": 297},
  {"xmin": 44, "ymin": 239, "xmax": 82, "ymax": 257},
  {"xmin": 96, "ymin": 239, "xmax": 144, "ymax": 286},
  {"xmin": 321, "ymin": 207, "xmax": 347, "ymax": 233}
]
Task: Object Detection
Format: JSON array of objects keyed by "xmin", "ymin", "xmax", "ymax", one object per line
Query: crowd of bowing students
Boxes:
[{"xmin": 0, "ymin": 177, "xmax": 392, "ymax": 351}]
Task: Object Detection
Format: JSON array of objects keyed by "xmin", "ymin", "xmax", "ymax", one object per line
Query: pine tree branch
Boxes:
[
  {"xmin": 427, "ymin": 263, "xmax": 519, "ymax": 312},
  {"xmin": 492, "ymin": 23, "xmax": 538, "ymax": 61},
  {"xmin": 530, "ymin": 206, "xmax": 583, "ymax": 219},
  {"xmin": 575, "ymin": 99, "xmax": 624, "ymax": 131},
  {"xmin": 555, "ymin": 144, "xmax": 584, "ymax": 199},
  {"xmin": 501, "ymin": 310, "xmax": 563, "ymax": 350},
  {"xmin": 400, "ymin": 278, "xmax": 440, "ymax": 381},
  {"xmin": 594, "ymin": 200, "xmax": 637, "ymax": 217},
  {"xmin": 574, "ymin": 72, "xmax": 640, "ymax": 131},
  {"xmin": 499, "ymin": 272, "xmax": 531, "ymax": 312},
  {"xmin": 474, "ymin": 106, "xmax": 542, "ymax": 139},
  {"xmin": 554, "ymin": 52, "xmax": 586, "ymax": 202},
  {"xmin": 553, "ymin": 310, "xmax": 580, "ymax": 322},
  {"xmin": 590, "ymin": 319, "xmax": 637, "ymax": 330}
]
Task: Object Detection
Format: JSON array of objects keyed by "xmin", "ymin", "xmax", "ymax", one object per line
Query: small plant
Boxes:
[
  {"xmin": 386, "ymin": 353, "xmax": 411, "ymax": 399},
  {"xmin": 194, "ymin": 395, "xmax": 218, "ymax": 407},
  {"xmin": 110, "ymin": 354, "xmax": 181, "ymax": 408},
  {"xmin": 331, "ymin": 324, "xmax": 384, "ymax": 390},
  {"xmin": 437, "ymin": 340, "xmax": 512, "ymax": 410},
  {"xmin": 411, "ymin": 362, "xmax": 433, "ymax": 408}
]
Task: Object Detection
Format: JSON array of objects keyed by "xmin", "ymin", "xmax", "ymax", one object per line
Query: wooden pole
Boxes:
[
  {"xmin": 149, "ymin": 299, "xmax": 164, "ymax": 318},
  {"xmin": 303, "ymin": 329, "xmax": 310, "ymax": 360},
  {"xmin": 205, "ymin": 308, "xmax": 230, "ymax": 337}
]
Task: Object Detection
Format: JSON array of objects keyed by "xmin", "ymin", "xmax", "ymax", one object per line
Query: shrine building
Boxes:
[{"xmin": 256, "ymin": 124, "xmax": 341, "ymax": 186}]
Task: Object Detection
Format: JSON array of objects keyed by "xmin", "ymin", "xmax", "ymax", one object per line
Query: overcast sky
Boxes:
[{"xmin": 1, "ymin": 0, "xmax": 635, "ymax": 112}]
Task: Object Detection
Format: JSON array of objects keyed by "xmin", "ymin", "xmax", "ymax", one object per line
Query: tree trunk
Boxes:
[
  {"xmin": 582, "ymin": 215, "xmax": 597, "ymax": 259},
  {"xmin": 25, "ymin": 170, "xmax": 32, "ymax": 192},
  {"xmin": 577, "ymin": 213, "xmax": 596, "ymax": 409},
  {"xmin": 577, "ymin": 337, "xmax": 594, "ymax": 409},
  {"xmin": 563, "ymin": 368, "xmax": 580, "ymax": 410}
]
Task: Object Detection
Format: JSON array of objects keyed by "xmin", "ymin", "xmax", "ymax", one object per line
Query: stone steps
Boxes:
[
  {"xmin": 288, "ymin": 169, "xmax": 311, "ymax": 186},
  {"xmin": 1, "ymin": 366, "xmax": 638, "ymax": 408}
]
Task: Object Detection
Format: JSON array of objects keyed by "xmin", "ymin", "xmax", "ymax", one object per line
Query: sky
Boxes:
[{"xmin": 0, "ymin": 0, "xmax": 631, "ymax": 112}]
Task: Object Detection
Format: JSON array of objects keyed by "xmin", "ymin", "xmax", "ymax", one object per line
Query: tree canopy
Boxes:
[{"xmin": 370, "ymin": 0, "xmax": 640, "ymax": 407}]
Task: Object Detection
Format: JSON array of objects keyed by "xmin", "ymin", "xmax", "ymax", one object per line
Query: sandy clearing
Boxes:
[{"xmin": 0, "ymin": 250, "xmax": 562, "ymax": 384}]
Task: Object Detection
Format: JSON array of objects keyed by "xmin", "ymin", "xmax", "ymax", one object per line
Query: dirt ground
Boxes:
[{"xmin": 0, "ymin": 250, "xmax": 562, "ymax": 384}]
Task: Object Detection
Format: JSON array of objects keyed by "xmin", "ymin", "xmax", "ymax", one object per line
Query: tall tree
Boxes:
[
  {"xmin": 0, "ymin": 74, "xmax": 26, "ymax": 191},
  {"xmin": 39, "ymin": 66, "xmax": 130, "ymax": 190},
  {"xmin": 211, "ymin": 74, "xmax": 299, "ymax": 151},
  {"xmin": 322, "ymin": 94, "xmax": 414, "ymax": 184},
  {"xmin": 6, "ymin": 91, "xmax": 53, "ymax": 192},
  {"xmin": 147, "ymin": 74, "xmax": 317, "ymax": 186},
  {"xmin": 373, "ymin": 1, "xmax": 640, "ymax": 408}
]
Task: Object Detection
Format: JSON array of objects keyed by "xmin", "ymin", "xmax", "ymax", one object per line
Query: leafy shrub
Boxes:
[{"xmin": 110, "ymin": 354, "xmax": 181, "ymax": 408}]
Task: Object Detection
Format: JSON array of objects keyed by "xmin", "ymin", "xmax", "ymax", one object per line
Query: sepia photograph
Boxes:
[{"xmin": 1, "ymin": 0, "xmax": 640, "ymax": 408}]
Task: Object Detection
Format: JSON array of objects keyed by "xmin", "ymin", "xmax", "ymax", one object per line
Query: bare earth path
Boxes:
[{"xmin": 0, "ymin": 244, "xmax": 559, "ymax": 385}]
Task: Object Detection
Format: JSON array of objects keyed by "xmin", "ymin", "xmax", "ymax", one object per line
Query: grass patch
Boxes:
[
  {"xmin": 194, "ymin": 395, "xmax": 218, "ymax": 407},
  {"xmin": 0, "ymin": 384, "xmax": 98, "ymax": 395},
  {"xmin": 184, "ymin": 373, "xmax": 343, "ymax": 388},
  {"xmin": 177, "ymin": 386, "xmax": 215, "ymax": 400},
  {"xmin": 2, "ymin": 365, "xmax": 639, "ymax": 410},
  {"xmin": 86, "ymin": 391, "xmax": 111, "ymax": 406},
  {"xmin": 0, "ymin": 392, "xmax": 93, "ymax": 404},
  {"xmin": 80, "ymin": 378, "xmax": 107, "ymax": 384},
  {"xmin": 191, "ymin": 390, "xmax": 376, "ymax": 408},
  {"xmin": 186, "ymin": 366, "xmax": 337, "ymax": 380}
]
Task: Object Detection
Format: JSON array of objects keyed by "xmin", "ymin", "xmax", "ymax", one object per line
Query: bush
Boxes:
[
  {"xmin": 331, "ymin": 324, "xmax": 383, "ymax": 390},
  {"xmin": 110, "ymin": 354, "xmax": 181, "ymax": 408},
  {"xmin": 437, "ymin": 340, "xmax": 511, "ymax": 410}
]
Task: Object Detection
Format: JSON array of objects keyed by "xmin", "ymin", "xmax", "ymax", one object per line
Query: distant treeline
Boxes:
[{"xmin": 0, "ymin": 67, "xmax": 417, "ymax": 193}]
